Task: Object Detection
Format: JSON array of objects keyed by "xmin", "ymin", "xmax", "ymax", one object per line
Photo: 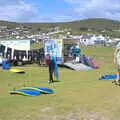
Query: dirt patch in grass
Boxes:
[
  {"xmin": 79, "ymin": 111, "xmax": 112, "ymax": 120},
  {"xmin": 41, "ymin": 107, "xmax": 55, "ymax": 113},
  {"xmin": 39, "ymin": 111, "xmax": 114, "ymax": 120}
]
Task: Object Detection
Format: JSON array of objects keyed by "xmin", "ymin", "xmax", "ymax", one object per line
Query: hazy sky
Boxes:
[{"xmin": 0, "ymin": 0, "xmax": 120, "ymax": 22}]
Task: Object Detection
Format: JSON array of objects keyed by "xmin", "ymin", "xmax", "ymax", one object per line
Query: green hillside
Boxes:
[
  {"xmin": 19, "ymin": 18, "xmax": 120, "ymax": 32},
  {"xmin": 0, "ymin": 18, "xmax": 120, "ymax": 37}
]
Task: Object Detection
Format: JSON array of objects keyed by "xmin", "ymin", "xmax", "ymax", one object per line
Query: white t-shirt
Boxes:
[
  {"xmin": 116, "ymin": 49, "xmax": 120, "ymax": 65},
  {"xmin": 0, "ymin": 57, "xmax": 3, "ymax": 64}
]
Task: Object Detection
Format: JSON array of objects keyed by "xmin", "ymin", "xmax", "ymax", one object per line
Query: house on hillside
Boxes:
[
  {"xmin": 79, "ymin": 34, "xmax": 92, "ymax": 45},
  {"xmin": 80, "ymin": 34, "xmax": 107, "ymax": 46},
  {"xmin": 106, "ymin": 38, "xmax": 120, "ymax": 47}
]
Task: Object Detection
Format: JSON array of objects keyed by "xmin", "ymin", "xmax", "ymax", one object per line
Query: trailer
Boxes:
[
  {"xmin": 0, "ymin": 40, "xmax": 30, "ymax": 59},
  {"xmin": 0, "ymin": 40, "xmax": 31, "ymax": 65},
  {"xmin": 44, "ymin": 38, "xmax": 79, "ymax": 64}
]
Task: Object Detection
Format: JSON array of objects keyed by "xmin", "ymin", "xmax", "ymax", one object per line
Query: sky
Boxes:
[{"xmin": 0, "ymin": 0, "xmax": 120, "ymax": 22}]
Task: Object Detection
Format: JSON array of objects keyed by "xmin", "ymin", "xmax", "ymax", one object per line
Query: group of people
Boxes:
[
  {"xmin": 45, "ymin": 42, "xmax": 120, "ymax": 85},
  {"xmin": 45, "ymin": 44, "xmax": 81, "ymax": 83},
  {"xmin": 1, "ymin": 41, "xmax": 120, "ymax": 85}
]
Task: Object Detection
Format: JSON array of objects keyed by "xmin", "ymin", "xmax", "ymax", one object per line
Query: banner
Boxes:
[
  {"xmin": 0, "ymin": 40, "xmax": 30, "ymax": 50},
  {"xmin": 44, "ymin": 39, "xmax": 63, "ymax": 64}
]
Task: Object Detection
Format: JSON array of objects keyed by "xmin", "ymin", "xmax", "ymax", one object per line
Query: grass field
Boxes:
[{"xmin": 0, "ymin": 46, "xmax": 120, "ymax": 120}]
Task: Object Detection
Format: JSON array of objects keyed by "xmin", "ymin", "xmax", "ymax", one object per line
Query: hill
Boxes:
[
  {"xmin": 20, "ymin": 18, "xmax": 120, "ymax": 32},
  {"xmin": 0, "ymin": 18, "xmax": 120, "ymax": 36}
]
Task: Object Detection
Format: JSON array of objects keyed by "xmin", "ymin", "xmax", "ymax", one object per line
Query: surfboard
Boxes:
[
  {"xmin": 9, "ymin": 68, "xmax": 25, "ymax": 73},
  {"xmin": 52, "ymin": 56, "xmax": 59, "ymax": 80},
  {"xmin": 21, "ymin": 86, "xmax": 54, "ymax": 94},
  {"xmin": 98, "ymin": 74, "xmax": 117, "ymax": 80},
  {"xmin": 10, "ymin": 89, "xmax": 41, "ymax": 96}
]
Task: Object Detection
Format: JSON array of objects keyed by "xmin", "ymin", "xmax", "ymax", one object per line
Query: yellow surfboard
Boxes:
[{"xmin": 9, "ymin": 68, "xmax": 25, "ymax": 73}]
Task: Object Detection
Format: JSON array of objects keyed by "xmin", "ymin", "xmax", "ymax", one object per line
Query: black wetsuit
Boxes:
[{"xmin": 48, "ymin": 59, "xmax": 55, "ymax": 83}]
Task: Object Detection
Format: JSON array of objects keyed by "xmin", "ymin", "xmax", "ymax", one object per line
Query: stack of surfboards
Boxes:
[{"xmin": 10, "ymin": 86, "xmax": 54, "ymax": 96}]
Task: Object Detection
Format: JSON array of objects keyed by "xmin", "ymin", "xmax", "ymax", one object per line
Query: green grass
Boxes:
[
  {"xmin": 31, "ymin": 43, "xmax": 43, "ymax": 49},
  {"xmin": 0, "ymin": 46, "xmax": 120, "ymax": 120}
]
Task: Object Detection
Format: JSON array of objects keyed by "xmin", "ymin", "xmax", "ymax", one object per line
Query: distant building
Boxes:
[{"xmin": 79, "ymin": 34, "xmax": 107, "ymax": 46}]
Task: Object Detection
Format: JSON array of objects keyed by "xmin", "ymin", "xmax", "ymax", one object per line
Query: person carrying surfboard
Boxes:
[
  {"xmin": 113, "ymin": 42, "xmax": 120, "ymax": 85},
  {"xmin": 45, "ymin": 54, "xmax": 54, "ymax": 83},
  {"xmin": 45, "ymin": 54, "xmax": 59, "ymax": 83}
]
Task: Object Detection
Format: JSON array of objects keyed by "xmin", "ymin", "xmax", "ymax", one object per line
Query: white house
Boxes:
[{"xmin": 80, "ymin": 34, "xmax": 107, "ymax": 45}]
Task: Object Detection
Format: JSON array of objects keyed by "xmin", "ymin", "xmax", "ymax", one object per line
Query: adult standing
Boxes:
[{"xmin": 113, "ymin": 42, "xmax": 120, "ymax": 85}]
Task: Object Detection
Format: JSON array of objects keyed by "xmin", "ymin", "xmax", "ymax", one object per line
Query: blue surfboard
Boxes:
[
  {"xmin": 52, "ymin": 56, "xmax": 59, "ymax": 80},
  {"xmin": 98, "ymin": 74, "xmax": 117, "ymax": 80},
  {"xmin": 10, "ymin": 89, "xmax": 41, "ymax": 96},
  {"xmin": 21, "ymin": 86, "xmax": 54, "ymax": 94}
]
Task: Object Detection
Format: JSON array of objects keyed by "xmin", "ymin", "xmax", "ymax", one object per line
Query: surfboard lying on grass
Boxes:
[
  {"xmin": 9, "ymin": 68, "xmax": 25, "ymax": 73},
  {"xmin": 10, "ymin": 87, "xmax": 54, "ymax": 96},
  {"xmin": 10, "ymin": 89, "xmax": 41, "ymax": 96},
  {"xmin": 21, "ymin": 86, "xmax": 54, "ymax": 94},
  {"xmin": 98, "ymin": 74, "xmax": 117, "ymax": 80}
]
